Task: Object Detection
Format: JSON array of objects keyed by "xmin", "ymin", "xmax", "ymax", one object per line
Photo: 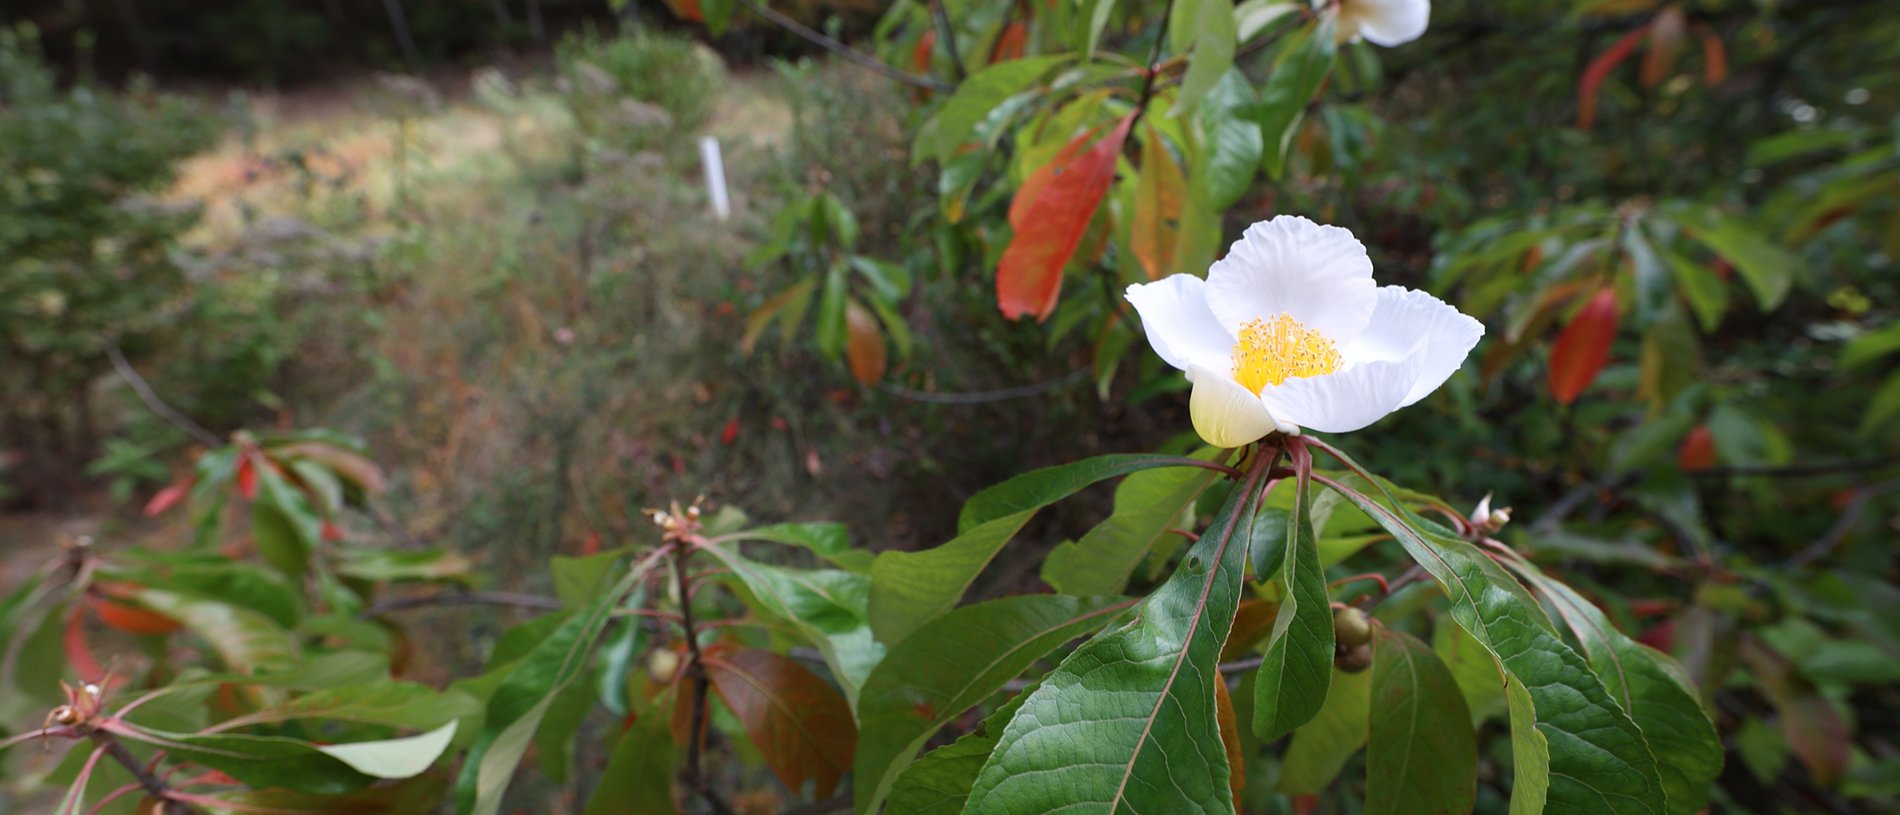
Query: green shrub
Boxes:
[
  {"xmin": 553, "ymin": 27, "xmax": 722, "ymax": 156},
  {"xmin": 0, "ymin": 26, "xmax": 218, "ymax": 504}
]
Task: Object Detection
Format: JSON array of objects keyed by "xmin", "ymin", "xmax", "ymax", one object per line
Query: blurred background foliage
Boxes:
[{"xmin": 1, "ymin": 0, "xmax": 1896, "ymax": 812}]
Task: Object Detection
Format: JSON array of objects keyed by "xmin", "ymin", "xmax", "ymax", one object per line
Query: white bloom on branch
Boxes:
[
  {"xmin": 1330, "ymin": 0, "xmax": 1431, "ymax": 47},
  {"xmin": 1126, "ymin": 216, "xmax": 1482, "ymax": 447}
]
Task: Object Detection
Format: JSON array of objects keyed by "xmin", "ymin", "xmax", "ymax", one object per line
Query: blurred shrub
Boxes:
[
  {"xmin": 0, "ymin": 26, "xmax": 217, "ymax": 504},
  {"xmin": 554, "ymin": 27, "xmax": 722, "ymax": 157}
]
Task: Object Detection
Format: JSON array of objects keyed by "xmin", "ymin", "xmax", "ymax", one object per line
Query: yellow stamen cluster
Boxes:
[{"xmin": 1231, "ymin": 313, "xmax": 1342, "ymax": 394}]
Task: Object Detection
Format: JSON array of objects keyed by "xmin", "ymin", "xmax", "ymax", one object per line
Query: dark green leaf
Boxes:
[
  {"xmin": 1257, "ymin": 18, "xmax": 1337, "ymax": 179},
  {"xmin": 1196, "ymin": 69, "xmax": 1265, "ymax": 211},
  {"xmin": 854, "ymin": 595, "xmax": 1130, "ymax": 813},
  {"xmin": 1366, "ymin": 627, "xmax": 1477, "ymax": 815},
  {"xmin": 700, "ymin": 548, "xmax": 882, "ymax": 705},
  {"xmin": 1041, "ymin": 456, "xmax": 1222, "ymax": 595},
  {"xmin": 886, "ymin": 685, "xmax": 1037, "ymax": 815},
  {"xmin": 584, "ymin": 712, "xmax": 676, "ymax": 815},
  {"xmin": 1252, "ymin": 447, "xmax": 1334, "ymax": 742},
  {"xmin": 1174, "ymin": 0, "xmax": 1238, "ymax": 115},
  {"xmin": 1278, "ymin": 668, "xmax": 1370, "ymax": 795},
  {"xmin": 916, "ymin": 56, "xmax": 1070, "ymax": 164}
]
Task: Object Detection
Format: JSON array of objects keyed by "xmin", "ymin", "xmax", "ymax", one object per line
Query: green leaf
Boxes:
[
  {"xmin": 700, "ymin": 549, "xmax": 883, "ymax": 706},
  {"xmin": 1252, "ymin": 446, "xmax": 1334, "ymax": 741},
  {"xmin": 853, "ymin": 595, "xmax": 1131, "ymax": 814},
  {"xmin": 189, "ymin": 775, "xmax": 449, "ymax": 814},
  {"xmin": 701, "ymin": 0, "xmax": 733, "ymax": 36},
  {"xmin": 1366, "ymin": 627, "xmax": 1477, "ymax": 815},
  {"xmin": 1041, "ymin": 455, "xmax": 1221, "ymax": 595},
  {"xmin": 1675, "ymin": 205, "xmax": 1796, "ymax": 309},
  {"xmin": 1841, "ymin": 321, "xmax": 1900, "ymax": 370},
  {"xmin": 886, "ymin": 684, "xmax": 1037, "ymax": 815},
  {"xmin": 1319, "ymin": 451, "xmax": 1669, "ymax": 815},
  {"xmin": 1196, "ymin": 69, "xmax": 1264, "ymax": 211},
  {"xmin": 1246, "ymin": 506, "xmax": 1290, "ymax": 579},
  {"xmin": 254, "ymin": 464, "xmax": 322, "ymax": 580},
  {"xmin": 874, "ymin": 454, "xmax": 1212, "ymax": 646},
  {"xmin": 1278, "ymin": 668, "xmax": 1371, "ymax": 795},
  {"xmin": 235, "ymin": 681, "xmax": 479, "ymax": 732},
  {"xmin": 1663, "ymin": 251, "xmax": 1729, "ymax": 333},
  {"xmin": 119, "ymin": 722, "xmax": 454, "ymax": 794},
  {"xmin": 584, "ymin": 712, "xmax": 676, "ymax": 815},
  {"xmin": 1256, "ymin": 17, "xmax": 1336, "ymax": 179},
  {"xmin": 552, "ymin": 548, "xmax": 632, "ymax": 608},
  {"xmin": 596, "ymin": 585, "xmax": 650, "ymax": 717},
  {"xmin": 455, "ymin": 556, "xmax": 654, "ymax": 815},
  {"xmin": 916, "ymin": 55, "xmax": 1069, "ymax": 164},
  {"xmin": 1173, "ymin": 0, "xmax": 1238, "ymax": 115},
  {"xmin": 1433, "ymin": 619, "xmax": 1508, "ymax": 725},
  {"xmin": 1514, "ymin": 565, "xmax": 1722, "ymax": 815},
  {"xmin": 133, "ymin": 587, "xmax": 300, "ymax": 676},
  {"xmin": 725, "ymin": 522, "xmax": 870, "ymax": 572},
  {"xmin": 962, "ymin": 458, "xmax": 1268, "ymax": 813},
  {"xmin": 1075, "ymin": 0, "xmax": 1118, "ymax": 59},
  {"xmin": 334, "ymin": 547, "xmax": 476, "ymax": 585},
  {"xmin": 1860, "ymin": 372, "xmax": 1900, "ymax": 437}
]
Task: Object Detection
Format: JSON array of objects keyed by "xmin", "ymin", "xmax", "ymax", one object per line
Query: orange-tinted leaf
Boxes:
[
  {"xmin": 1548, "ymin": 287, "xmax": 1620, "ymax": 404},
  {"xmin": 1577, "ymin": 27, "xmax": 1647, "ymax": 130},
  {"xmin": 1221, "ymin": 599, "xmax": 1280, "ymax": 662},
  {"xmin": 992, "ymin": 21, "xmax": 1028, "ymax": 63},
  {"xmin": 913, "ymin": 30, "xmax": 936, "ymax": 73},
  {"xmin": 1640, "ymin": 5, "xmax": 1688, "ymax": 87},
  {"xmin": 1215, "ymin": 679, "xmax": 1246, "ymax": 799},
  {"xmin": 1007, "ymin": 122, "xmax": 1099, "ymax": 228},
  {"xmin": 721, "ymin": 417, "xmax": 741, "ymax": 445},
  {"xmin": 703, "ymin": 647, "xmax": 856, "ymax": 799},
  {"xmin": 143, "ymin": 479, "xmax": 192, "ymax": 517},
  {"xmin": 1677, "ymin": 424, "xmax": 1716, "ymax": 471},
  {"xmin": 1130, "ymin": 124, "xmax": 1187, "ymax": 281},
  {"xmin": 236, "ymin": 455, "xmax": 258, "ymax": 501},
  {"xmin": 270, "ymin": 442, "xmax": 387, "ymax": 496},
  {"xmin": 1742, "ymin": 641, "xmax": 1849, "ymax": 788},
  {"xmin": 996, "ymin": 114, "xmax": 1135, "ymax": 321},
  {"xmin": 1695, "ymin": 24, "xmax": 1727, "ymax": 85},
  {"xmin": 844, "ymin": 302, "xmax": 888, "ymax": 384},
  {"xmin": 662, "ymin": 0, "xmax": 704, "ymax": 23},
  {"xmin": 89, "ymin": 594, "xmax": 183, "ymax": 636}
]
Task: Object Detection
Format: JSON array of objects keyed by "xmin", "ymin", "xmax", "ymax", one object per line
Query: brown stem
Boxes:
[
  {"xmin": 107, "ymin": 347, "xmax": 220, "ymax": 448},
  {"xmin": 672, "ymin": 544, "xmax": 735, "ymax": 815},
  {"xmin": 89, "ymin": 732, "xmax": 192, "ymax": 814},
  {"xmin": 928, "ymin": 0, "xmax": 968, "ymax": 80}
]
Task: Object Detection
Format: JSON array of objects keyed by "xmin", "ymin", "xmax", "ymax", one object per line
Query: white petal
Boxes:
[
  {"xmin": 1204, "ymin": 216, "xmax": 1379, "ymax": 344},
  {"xmin": 1341, "ymin": 286, "xmax": 1484, "ymax": 407},
  {"xmin": 1348, "ymin": 0, "xmax": 1430, "ymax": 48},
  {"xmin": 1125, "ymin": 275, "xmax": 1236, "ymax": 373},
  {"xmin": 1257, "ymin": 355, "xmax": 1420, "ymax": 434},
  {"xmin": 1188, "ymin": 364, "xmax": 1283, "ymax": 448}
]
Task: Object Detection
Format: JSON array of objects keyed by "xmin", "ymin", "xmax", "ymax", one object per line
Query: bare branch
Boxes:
[{"xmin": 735, "ymin": 0, "xmax": 953, "ymax": 92}]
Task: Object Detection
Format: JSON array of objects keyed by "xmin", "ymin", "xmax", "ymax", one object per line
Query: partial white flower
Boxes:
[
  {"xmin": 1125, "ymin": 216, "xmax": 1482, "ymax": 448},
  {"xmin": 1330, "ymin": 0, "xmax": 1431, "ymax": 48}
]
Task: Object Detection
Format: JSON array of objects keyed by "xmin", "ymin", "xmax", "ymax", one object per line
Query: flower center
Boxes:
[{"xmin": 1231, "ymin": 313, "xmax": 1342, "ymax": 394}]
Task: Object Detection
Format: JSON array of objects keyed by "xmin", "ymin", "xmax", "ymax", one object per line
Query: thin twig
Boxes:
[
  {"xmin": 736, "ymin": 0, "xmax": 953, "ymax": 92},
  {"xmin": 359, "ymin": 590, "xmax": 562, "ymax": 617},
  {"xmin": 1785, "ymin": 479, "xmax": 1900, "ymax": 569},
  {"xmin": 673, "ymin": 544, "xmax": 737, "ymax": 815},
  {"xmin": 107, "ymin": 347, "xmax": 221, "ymax": 448},
  {"xmin": 928, "ymin": 0, "xmax": 968, "ymax": 81},
  {"xmin": 90, "ymin": 733, "xmax": 191, "ymax": 814}
]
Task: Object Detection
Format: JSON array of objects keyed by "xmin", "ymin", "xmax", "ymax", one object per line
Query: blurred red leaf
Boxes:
[
  {"xmin": 1741, "ymin": 640, "xmax": 1849, "ymax": 788},
  {"xmin": 702, "ymin": 647, "xmax": 856, "ymax": 799},
  {"xmin": 844, "ymin": 302, "xmax": 888, "ymax": 384},
  {"xmin": 64, "ymin": 606, "xmax": 110, "ymax": 683},
  {"xmin": 992, "ymin": 21, "xmax": 1028, "ymax": 63},
  {"xmin": 1695, "ymin": 24, "xmax": 1727, "ymax": 85},
  {"xmin": 1214, "ymin": 679, "xmax": 1246, "ymax": 799},
  {"xmin": 997, "ymin": 113, "xmax": 1135, "ymax": 321},
  {"xmin": 321, "ymin": 520, "xmax": 346, "ymax": 542},
  {"xmin": 662, "ymin": 0, "xmax": 704, "ymax": 23},
  {"xmin": 1577, "ymin": 27, "xmax": 1647, "ymax": 130},
  {"xmin": 721, "ymin": 417, "xmax": 740, "ymax": 445},
  {"xmin": 271, "ymin": 441, "xmax": 387, "ymax": 496},
  {"xmin": 143, "ymin": 478, "xmax": 192, "ymax": 517},
  {"xmin": 235, "ymin": 455, "xmax": 258, "ymax": 501},
  {"xmin": 913, "ymin": 30, "xmax": 936, "ymax": 73},
  {"xmin": 1677, "ymin": 424, "xmax": 1717, "ymax": 471},
  {"xmin": 1548, "ymin": 287, "xmax": 1620, "ymax": 404}
]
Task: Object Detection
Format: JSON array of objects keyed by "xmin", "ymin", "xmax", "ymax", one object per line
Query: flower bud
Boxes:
[
  {"xmin": 1333, "ymin": 606, "xmax": 1373, "ymax": 648},
  {"xmin": 647, "ymin": 649, "xmax": 682, "ymax": 685},
  {"xmin": 1336, "ymin": 642, "xmax": 1373, "ymax": 674}
]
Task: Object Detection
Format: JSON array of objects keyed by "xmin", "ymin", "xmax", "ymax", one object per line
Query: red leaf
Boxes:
[
  {"xmin": 89, "ymin": 595, "xmax": 183, "ymax": 636},
  {"xmin": 270, "ymin": 441, "xmax": 387, "ymax": 496},
  {"xmin": 321, "ymin": 520, "xmax": 346, "ymax": 542},
  {"xmin": 1130, "ymin": 123, "xmax": 1186, "ymax": 281},
  {"xmin": 1548, "ymin": 287, "xmax": 1620, "ymax": 404},
  {"xmin": 720, "ymin": 417, "xmax": 741, "ymax": 445},
  {"xmin": 236, "ymin": 455, "xmax": 258, "ymax": 501},
  {"xmin": 1677, "ymin": 424, "xmax": 1717, "ymax": 471},
  {"xmin": 913, "ymin": 30, "xmax": 936, "ymax": 73},
  {"xmin": 702, "ymin": 647, "xmax": 856, "ymax": 799},
  {"xmin": 844, "ymin": 302, "xmax": 888, "ymax": 385},
  {"xmin": 1695, "ymin": 24, "xmax": 1727, "ymax": 85},
  {"xmin": 662, "ymin": 0, "xmax": 704, "ymax": 23},
  {"xmin": 996, "ymin": 114, "xmax": 1135, "ymax": 321},
  {"xmin": 1576, "ymin": 27, "xmax": 1648, "ymax": 130},
  {"xmin": 143, "ymin": 479, "xmax": 192, "ymax": 517},
  {"xmin": 1742, "ymin": 641, "xmax": 1850, "ymax": 788},
  {"xmin": 991, "ymin": 21, "xmax": 1028, "ymax": 63},
  {"xmin": 64, "ymin": 606, "xmax": 110, "ymax": 683}
]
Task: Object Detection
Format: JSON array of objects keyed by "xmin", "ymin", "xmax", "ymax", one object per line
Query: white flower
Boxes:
[
  {"xmin": 1125, "ymin": 216, "xmax": 1482, "ymax": 448},
  {"xmin": 1329, "ymin": 0, "xmax": 1431, "ymax": 47}
]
